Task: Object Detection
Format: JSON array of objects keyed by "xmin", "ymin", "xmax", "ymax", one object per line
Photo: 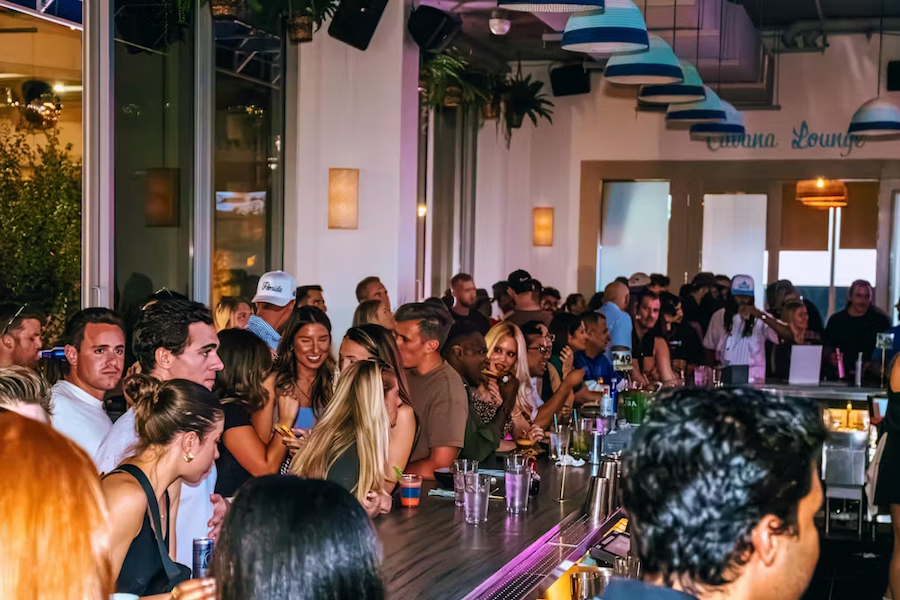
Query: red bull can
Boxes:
[{"xmin": 192, "ymin": 538, "xmax": 214, "ymax": 578}]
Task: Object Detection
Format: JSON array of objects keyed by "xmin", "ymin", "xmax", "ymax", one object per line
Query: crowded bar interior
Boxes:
[{"xmin": 4, "ymin": 0, "xmax": 900, "ymax": 599}]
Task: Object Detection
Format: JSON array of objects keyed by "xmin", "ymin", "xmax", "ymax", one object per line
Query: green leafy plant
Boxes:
[
  {"xmin": 502, "ymin": 71, "xmax": 554, "ymax": 147},
  {"xmin": 393, "ymin": 466, "xmax": 404, "ymax": 480},
  {"xmin": 420, "ymin": 52, "xmax": 491, "ymax": 110},
  {"xmin": 251, "ymin": 0, "xmax": 337, "ymax": 40},
  {"xmin": 0, "ymin": 126, "xmax": 82, "ymax": 345}
]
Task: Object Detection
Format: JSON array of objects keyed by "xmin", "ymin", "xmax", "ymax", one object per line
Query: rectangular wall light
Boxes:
[
  {"xmin": 533, "ymin": 207, "xmax": 554, "ymax": 247},
  {"xmin": 328, "ymin": 168, "xmax": 359, "ymax": 229}
]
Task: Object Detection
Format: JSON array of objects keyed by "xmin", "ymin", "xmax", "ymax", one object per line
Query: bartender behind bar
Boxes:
[{"xmin": 606, "ymin": 387, "xmax": 826, "ymax": 600}]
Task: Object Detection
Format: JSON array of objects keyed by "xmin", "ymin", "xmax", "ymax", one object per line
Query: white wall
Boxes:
[
  {"xmin": 702, "ymin": 194, "xmax": 768, "ymax": 306},
  {"xmin": 474, "ymin": 34, "xmax": 900, "ymax": 297},
  {"xmin": 284, "ymin": 0, "xmax": 419, "ymax": 339}
]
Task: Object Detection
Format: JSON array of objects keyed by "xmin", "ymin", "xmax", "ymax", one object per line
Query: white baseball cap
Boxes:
[
  {"xmin": 253, "ymin": 271, "xmax": 296, "ymax": 307},
  {"xmin": 731, "ymin": 274, "xmax": 755, "ymax": 297}
]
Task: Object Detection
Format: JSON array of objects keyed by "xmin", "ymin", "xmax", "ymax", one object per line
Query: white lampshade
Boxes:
[
  {"xmin": 562, "ymin": 0, "xmax": 649, "ymax": 55},
  {"xmin": 847, "ymin": 97, "xmax": 900, "ymax": 137},
  {"xmin": 666, "ymin": 86, "xmax": 726, "ymax": 123},
  {"xmin": 690, "ymin": 101, "xmax": 745, "ymax": 138},
  {"xmin": 638, "ymin": 60, "xmax": 705, "ymax": 103},
  {"xmin": 603, "ymin": 35, "xmax": 683, "ymax": 85}
]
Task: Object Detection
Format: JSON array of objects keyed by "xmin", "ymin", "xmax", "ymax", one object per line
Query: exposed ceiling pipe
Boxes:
[{"xmin": 781, "ymin": 18, "xmax": 900, "ymax": 50}]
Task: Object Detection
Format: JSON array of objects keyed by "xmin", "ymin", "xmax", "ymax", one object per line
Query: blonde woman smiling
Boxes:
[
  {"xmin": 289, "ymin": 360, "xmax": 399, "ymax": 517},
  {"xmin": 484, "ymin": 323, "xmax": 544, "ymax": 445}
]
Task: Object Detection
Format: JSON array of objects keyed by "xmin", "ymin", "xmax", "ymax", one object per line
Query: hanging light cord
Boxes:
[{"xmin": 877, "ymin": 0, "xmax": 885, "ymax": 96}]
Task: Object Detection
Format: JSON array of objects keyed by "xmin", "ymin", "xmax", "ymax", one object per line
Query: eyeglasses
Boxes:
[
  {"xmin": 527, "ymin": 345, "xmax": 551, "ymax": 356},
  {"xmin": 546, "ymin": 333, "xmax": 556, "ymax": 343},
  {"xmin": 1, "ymin": 303, "xmax": 27, "ymax": 337}
]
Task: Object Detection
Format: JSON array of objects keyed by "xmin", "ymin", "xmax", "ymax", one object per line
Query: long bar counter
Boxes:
[{"xmin": 375, "ymin": 457, "xmax": 609, "ymax": 600}]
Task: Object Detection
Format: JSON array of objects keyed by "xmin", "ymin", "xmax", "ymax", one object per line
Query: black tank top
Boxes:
[
  {"xmin": 884, "ymin": 383, "xmax": 900, "ymax": 435},
  {"xmin": 108, "ymin": 465, "xmax": 172, "ymax": 595}
]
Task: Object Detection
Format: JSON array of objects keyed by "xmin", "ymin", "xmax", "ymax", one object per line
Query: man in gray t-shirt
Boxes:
[{"xmin": 394, "ymin": 303, "xmax": 468, "ymax": 480}]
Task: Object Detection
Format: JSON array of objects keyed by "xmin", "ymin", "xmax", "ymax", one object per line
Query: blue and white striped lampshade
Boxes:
[
  {"xmin": 562, "ymin": 0, "xmax": 649, "ymax": 55},
  {"xmin": 848, "ymin": 97, "xmax": 900, "ymax": 137},
  {"xmin": 603, "ymin": 34, "xmax": 683, "ymax": 85},
  {"xmin": 499, "ymin": 0, "xmax": 603, "ymax": 13},
  {"xmin": 690, "ymin": 101, "xmax": 745, "ymax": 138},
  {"xmin": 638, "ymin": 60, "xmax": 705, "ymax": 103},
  {"xmin": 666, "ymin": 86, "xmax": 726, "ymax": 123}
]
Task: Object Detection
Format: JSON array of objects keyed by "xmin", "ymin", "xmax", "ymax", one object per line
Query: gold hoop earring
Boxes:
[{"xmin": 183, "ymin": 453, "xmax": 194, "ymax": 463}]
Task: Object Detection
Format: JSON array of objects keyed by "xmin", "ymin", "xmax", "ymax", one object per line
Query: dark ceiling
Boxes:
[{"xmin": 739, "ymin": 0, "xmax": 900, "ymax": 29}]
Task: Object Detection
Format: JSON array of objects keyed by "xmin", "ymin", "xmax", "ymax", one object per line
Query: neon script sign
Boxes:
[{"xmin": 706, "ymin": 120, "xmax": 866, "ymax": 157}]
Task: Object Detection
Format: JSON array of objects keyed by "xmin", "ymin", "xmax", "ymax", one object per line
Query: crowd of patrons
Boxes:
[{"xmin": 0, "ymin": 263, "xmax": 877, "ymax": 600}]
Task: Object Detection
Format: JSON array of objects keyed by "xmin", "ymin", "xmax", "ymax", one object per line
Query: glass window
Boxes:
[
  {"xmin": 778, "ymin": 182, "xmax": 879, "ymax": 319},
  {"xmin": 0, "ymin": 11, "xmax": 82, "ymax": 343},
  {"xmin": 113, "ymin": 2, "xmax": 195, "ymax": 309},
  {"xmin": 212, "ymin": 25, "xmax": 284, "ymax": 306},
  {"xmin": 597, "ymin": 181, "xmax": 670, "ymax": 290},
  {"xmin": 702, "ymin": 194, "xmax": 767, "ymax": 306}
]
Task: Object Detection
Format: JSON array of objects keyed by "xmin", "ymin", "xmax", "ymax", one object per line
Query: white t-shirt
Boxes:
[
  {"xmin": 703, "ymin": 308, "xmax": 779, "ymax": 383},
  {"xmin": 50, "ymin": 380, "xmax": 112, "ymax": 466},
  {"xmin": 97, "ymin": 407, "xmax": 217, "ymax": 566}
]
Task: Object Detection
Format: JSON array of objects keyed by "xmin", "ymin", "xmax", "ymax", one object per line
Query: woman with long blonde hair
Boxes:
[
  {"xmin": 0, "ymin": 410, "xmax": 113, "ymax": 600},
  {"xmin": 484, "ymin": 323, "xmax": 543, "ymax": 444},
  {"xmin": 290, "ymin": 360, "xmax": 398, "ymax": 518}
]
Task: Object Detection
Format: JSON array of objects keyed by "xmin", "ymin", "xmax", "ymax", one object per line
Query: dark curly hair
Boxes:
[
  {"xmin": 621, "ymin": 387, "xmax": 825, "ymax": 591},
  {"xmin": 132, "ymin": 299, "xmax": 214, "ymax": 373}
]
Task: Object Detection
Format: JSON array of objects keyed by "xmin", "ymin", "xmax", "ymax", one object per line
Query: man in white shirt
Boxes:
[
  {"xmin": 96, "ymin": 298, "xmax": 226, "ymax": 566},
  {"xmin": 51, "ymin": 308, "xmax": 125, "ymax": 464},
  {"xmin": 704, "ymin": 275, "xmax": 791, "ymax": 383},
  {"xmin": 246, "ymin": 270, "xmax": 296, "ymax": 354}
]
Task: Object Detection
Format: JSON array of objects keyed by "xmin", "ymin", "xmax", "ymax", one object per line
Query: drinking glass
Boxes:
[
  {"xmin": 613, "ymin": 556, "xmax": 642, "ymax": 579},
  {"xmin": 549, "ymin": 425, "xmax": 570, "ymax": 460},
  {"xmin": 464, "ymin": 472, "xmax": 491, "ymax": 524},
  {"xmin": 399, "ymin": 474, "xmax": 422, "ymax": 508},
  {"xmin": 505, "ymin": 458, "xmax": 531, "ymax": 514},
  {"xmin": 572, "ymin": 418, "xmax": 595, "ymax": 460},
  {"xmin": 452, "ymin": 459, "xmax": 478, "ymax": 507}
]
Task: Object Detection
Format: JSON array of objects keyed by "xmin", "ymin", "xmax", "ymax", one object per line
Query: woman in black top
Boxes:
[
  {"xmin": 102, "ymin": 375, "xmax": 223, "ymax": 596},
  {"xmin": 215, "ymin": 328, "xmax": 300, "ymax": 498}
]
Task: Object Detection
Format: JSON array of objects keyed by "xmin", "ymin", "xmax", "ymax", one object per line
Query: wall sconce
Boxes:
[
  {"xmin": 328, "ymin": 168, "xmax": 359, "ymax": 229},
  {"xmin": 533, "ymin": 207, "xmax": 554, "ymax": 247}
]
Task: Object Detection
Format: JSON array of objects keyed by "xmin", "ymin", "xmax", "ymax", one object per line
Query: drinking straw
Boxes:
[{"xmin": 553, "ymin": 413, "xmax": 559, "ymax": 432}]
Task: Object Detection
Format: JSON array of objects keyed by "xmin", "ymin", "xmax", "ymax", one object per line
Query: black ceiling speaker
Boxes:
[
  {"xmin": 887, "ymin": 61, "xmax": 900, "ymax": 92},
  {"xmin": 328, "ymin": 0, "xmax": 389, "ymax": 51},
  {"xmin": 550, "ymin": 64, "xmax": 591, "ymax": 97},
  {"xmin": 407, "ymin": 6, "xmax": 460, "ymax": 52}
]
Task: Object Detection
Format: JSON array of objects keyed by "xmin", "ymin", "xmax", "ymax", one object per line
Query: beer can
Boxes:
[{"xmin": 192, "ymin": 538, "xmax": 214, "ymax": 578}]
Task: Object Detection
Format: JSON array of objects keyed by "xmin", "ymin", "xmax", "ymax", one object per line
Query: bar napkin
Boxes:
[{"xmin": 555, "ymin": 454, "xmax": 585, "ymax": 467}]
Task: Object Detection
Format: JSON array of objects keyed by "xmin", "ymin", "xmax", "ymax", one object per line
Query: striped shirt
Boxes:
[
  {"xmin": 246, "ymin": 315, "xmax": 280, "ymax": 353},
  {"xmin": 703, "ymin": 308, "xmax": 779, "ymax": 383}
]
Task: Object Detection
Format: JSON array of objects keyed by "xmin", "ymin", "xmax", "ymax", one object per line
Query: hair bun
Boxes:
[{"xmin": 125, "ymin": 373, "xmax": 163, "ymax": 425}]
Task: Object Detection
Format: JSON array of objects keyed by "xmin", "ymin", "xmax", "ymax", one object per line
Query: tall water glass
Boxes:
[
  {"xmin": 505, "ymin": 455, "xmax": 531, "ymax": 514},
  {"xmin": 452, "ymin": 459, "xmax": 478, "ymax": 507},
  {"xmin": 464, "ymin": 472, "xmax": 491, "ymax": 525},
  {"xmin": 549, "ymin": 425, "xmax": 570, "ymax": 460}
]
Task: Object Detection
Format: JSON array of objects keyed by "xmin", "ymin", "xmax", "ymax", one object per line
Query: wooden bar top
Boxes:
[{"xmin": 375, "ymin": 457, "xmax": 595, "ymax": 600}]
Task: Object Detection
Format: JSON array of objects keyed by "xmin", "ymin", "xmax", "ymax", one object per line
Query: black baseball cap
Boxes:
[{"xmin": 507, "ymin": 270, "xmax": 538, "ymax": 294}]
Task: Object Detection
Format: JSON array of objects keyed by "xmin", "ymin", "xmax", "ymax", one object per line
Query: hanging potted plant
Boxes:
[
  {"xmin": 478, "ymin": 71, "xmax": 507, "ymax": 120},
  {"xmin": 502, "ymin": 70, "xmax": 553, "ymax": 146},
  {"xmin": 421, "ymin": 52, "xmax": 491, "ymax": 110},
  {"xmin": 209, "ymin": 0, "xmax": 249, "ymax": 20},
  {"xmin": 285, "ymin": 0, "xmax": 339, "ymax": 43}
]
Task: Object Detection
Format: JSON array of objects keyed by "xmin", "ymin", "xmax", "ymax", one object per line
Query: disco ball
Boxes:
[{"xmin": 21, "ymin": 93, "xmax": 61, "ymax": 130}]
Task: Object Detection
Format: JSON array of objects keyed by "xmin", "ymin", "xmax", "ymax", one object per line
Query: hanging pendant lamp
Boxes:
[
  {"xmin": 562, "ymin": 0, "xmax": 649, "ymax": 55},
  {"xmin": 638, "ymin": 60, "xmax": 705, "ymax": 103},
  {"xmin": 848, "ymin": 98, "xmax": 900, "ymax": 137},
  {"xmin": 796, "ymin": 179, "xmax": 848, "ymax": 209},
  {"xmin": 666, "ymin": 85, "xmax": 725, "ymax": 123},
  {"xmin": 690, "ymin": 101, "xmax": 744, "ymax": 138},
  {"xmin": 847, "ymin": 0, "xmax": 900, "ymax": 138},
  {"xmin": 604, "ymin": 34, "xmax": 683, "ymax": 85},
  {"xmin": 499, "ymin": 0, "xmax": 603, "ymax": 13}
]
